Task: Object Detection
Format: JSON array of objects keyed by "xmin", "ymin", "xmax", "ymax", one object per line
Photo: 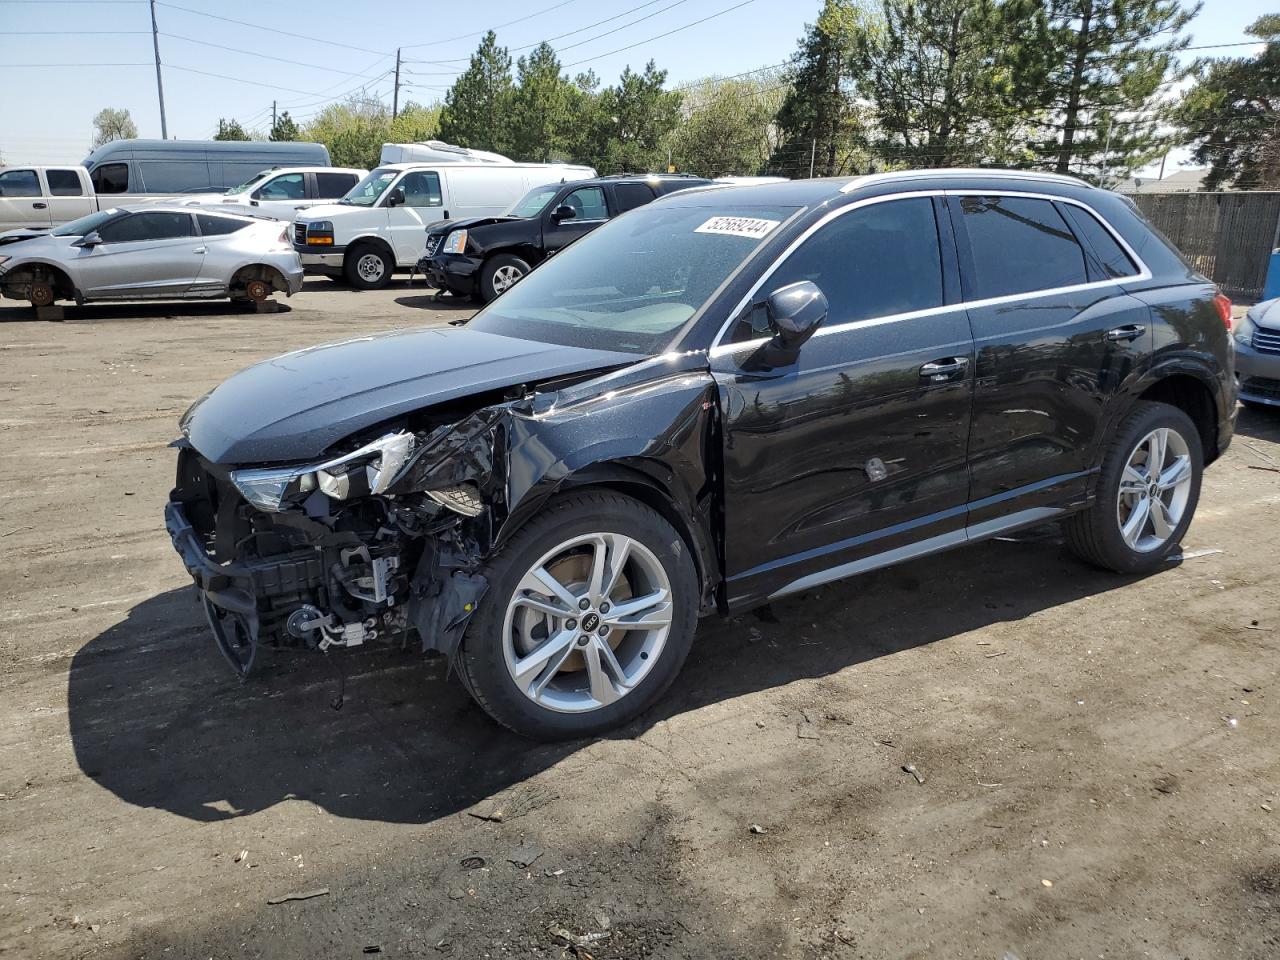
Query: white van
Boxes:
[{"xmin": 293, "ymin": 159, "xmax": 596, "ymax": 289}]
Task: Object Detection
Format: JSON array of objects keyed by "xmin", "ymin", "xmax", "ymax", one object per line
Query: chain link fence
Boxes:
[{"xmin": 1127, "ymin": 191, "xmax": 1280, "ymax": 303}]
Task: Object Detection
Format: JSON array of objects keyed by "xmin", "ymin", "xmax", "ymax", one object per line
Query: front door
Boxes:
[
  {"xmin": 543, "ymin": 184, "xmax": 610, "ymax": 255},
  {"xmin": 713, "ymin": 196, "xmax": 975, "ymax": 607},
  {"xmin": 386, "ymin": 170, "xmax": 445, "ymax": 265},
  {"xmin": 947, "ymin": 193, "xmax": 1153, "ymax": 527},
  {"xmin": 72, "ymin": 211, "xmax": 204, "ymax": 299},
  {"xmin": 0, "ymin": 169, "xmax": 49, "ymax": 230},
  {"xmin": 250, "ymin": 171, "xmax": 309, "ymax": 221}
]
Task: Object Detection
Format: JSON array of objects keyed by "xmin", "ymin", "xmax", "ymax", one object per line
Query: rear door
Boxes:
[
  {"xmin": 544, "ymin": 184, "xmax": 610, "ymax": 255},
  {"xmin": 314, "ymin": 171, "xmax": 359, "ymax": 201},
  {"xmin": 386, "ymin": 170, "xmax": 445, "ymax": 265},
  {"xmin": 714, "ymin": 195, "xmax": 975, "ymax": 606},
  {"xmin": 0, "ymin": 168, "xmax": 50, "ymax": 230},
  {"xmin": 73, "ymin": 211, "xmax": 203, "ymax": 299},
  {"xmin": 42, "ymin": 169, "xmax": 95, "ymax": 225},
  {"xmin": 948, "ymin": 192, "xmax": 1152, "ymax": 527}
]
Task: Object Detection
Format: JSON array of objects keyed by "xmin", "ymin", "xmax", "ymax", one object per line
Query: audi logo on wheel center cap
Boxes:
[{"xmin": 581, "ymin": 612, "xmax": 600, "ymax": 631}]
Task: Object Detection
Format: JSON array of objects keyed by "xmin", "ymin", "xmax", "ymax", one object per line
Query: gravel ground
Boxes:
[{"xmin": 1, "ymin": 282, "xmax": 1278, "ymax": 960}]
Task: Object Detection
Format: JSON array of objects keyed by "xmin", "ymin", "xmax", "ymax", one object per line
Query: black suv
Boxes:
[
  {"xmin": 167, "ymin": 170, "xmax": 1235, "ymax": 740},
  {"xmin": 418, "ymin": 173, "xmax": 712, "ymax": 302}
]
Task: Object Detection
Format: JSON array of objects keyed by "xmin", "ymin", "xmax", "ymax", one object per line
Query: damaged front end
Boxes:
[{"xmin": 166, "ymin": 410, "xmax": 506, "ymax": 677}]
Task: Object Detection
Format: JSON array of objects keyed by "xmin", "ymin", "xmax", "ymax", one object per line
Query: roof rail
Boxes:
[{"xmin": 839, "ymin": 168, "xmax": 1091, "ymax": 193}]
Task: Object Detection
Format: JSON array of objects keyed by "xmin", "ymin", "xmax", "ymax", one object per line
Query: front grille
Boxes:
[
  {"xmin": 1253, "ymin": 327, "xmax": 1280, "ymax": 354},
  {"xmin": 293, "ymin": 223, "xmax": 306, "ymax": 245},
  {"xmin": 1243, "ymin": 376, "xmax": 1280, "ymax": 401},
  {"xmin": 424, "ymin": 234, "xmax": 442, "ymax": 257}
]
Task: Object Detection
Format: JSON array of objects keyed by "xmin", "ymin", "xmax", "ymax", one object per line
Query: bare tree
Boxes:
[{"xmin": 92, "ymin": 108, "xmax": 138, "ymax": 148}]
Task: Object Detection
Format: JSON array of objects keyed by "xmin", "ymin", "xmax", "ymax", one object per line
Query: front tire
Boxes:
[
  {"xmin": 344, "ymin": 244, "xmax": 393, "ymax": 290},
  {"xmin": 479, "ymin": 253, "xmax": 530, "ymax": 303},
  {"xmin": 1063, "ymin": 400, "xmax": 1203, "ymax": 573},
  {"xmin": 458, "ymin": 491, "xmax": 698, "ymax": 740}
]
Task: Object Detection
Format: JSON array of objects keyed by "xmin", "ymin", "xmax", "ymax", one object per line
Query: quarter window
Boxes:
[
  {"xmin": 196, "ymin": 213, "xmax": 252, "ymax": 236},
  {"xmin": 98, "ymin": 211, "xmax": 195, "ymax": 243},
  {"xmin": 0, "ymin": 169, "xmax": 41, "ymax": 197},
  {"xmin": 396, "ymin": 171, "xmax": 442, "ymax": 207},
  {"xmin": 562, "ymin": 186, "xmax": 607, "ymax": 220},
  {"xmin": 46, "ymin": 170, "xmax": 84, "ymax": 196},
  {"xmin": 1059, "ymin": 204, "xmax": 1139, "ymax": 279},
  {"xmin": 90, "ymin": 162, "xmax": 130, "ymax": 194},
  {"xmin": 957, "ymin": 196, "xmax": 1087, "ymax": 299},
  {"xmin": 735, "ymin": 197, "xmax": 945, "ymax": 340},
  {"xmin": 315, "ymin": 172, "xmax": 357, "ymax": 198},
  {"xmin": 613, "ymin": 182, "xmax": 656, "ymax": 213}
]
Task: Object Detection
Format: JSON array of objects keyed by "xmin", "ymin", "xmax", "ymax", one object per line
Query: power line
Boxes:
[
  {"xmin": 563, "ymin": 0, "xmax": 758, "ymax": 69},
  {"xmin": 401, "ymin": 0, "xmax": 581, "ymax": 50},
  {"xmin": 160, "ymin": 32, "xmax": 394, "ymax": 79},
  {"xmin": 165, "ymin": 63, "xmax": 329, "ymax": 97},
  {"xmin": 154, "ymin": 1, "xmax": 388, "ymax": 55}
]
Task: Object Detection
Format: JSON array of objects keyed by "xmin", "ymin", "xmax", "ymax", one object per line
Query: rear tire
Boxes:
[
  {"xmin": 1063, "ymin": 401, "xmax": 1203, "ymax": 573},
  {"xmin": 479, "ymin": 253, "xmax": 531, "ymax": 303},
  {"xmin": 457, "ymin": 491, "xmax": 698, "ymax": 740},
  {"xmin": 344, "ymin": 244, "xmax": 393, "ymax": 290}
]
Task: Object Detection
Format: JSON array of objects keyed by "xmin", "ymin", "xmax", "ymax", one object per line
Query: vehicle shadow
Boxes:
[
  {"xmin": 394, "ymin": 292, "xmax": 476, "ymax": 313},
  {"xmin": 0, "ymin": 300, "xmax": 292, "ymax": 324},
  {"xmin": 1234, "ymin": 403, "xmax": 1280, "ymax": 443},
  {"xmin": 67, "ymin": 528, "xmax": 1150, "ymax": 826}
]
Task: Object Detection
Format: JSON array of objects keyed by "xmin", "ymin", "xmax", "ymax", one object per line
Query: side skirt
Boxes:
[{"xmin": 767, "ymin": 506, "xmax": 1064, "ymax": 601}]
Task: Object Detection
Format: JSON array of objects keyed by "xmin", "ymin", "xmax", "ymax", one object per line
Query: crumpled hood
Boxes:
[
  {"xmin": 182, "ymin": 326, "xmax": 642, "ymax": 465},
  {"xmin": 426, "ymin": 216, "xmax": 520, "ymax": 237},
  {"xmin": 0, "ymin": 233, "xmax": 75, "ymax": 258},
  {"xmin": 0, "ymin": 227, "xmax": 51, "ymax": 247}
]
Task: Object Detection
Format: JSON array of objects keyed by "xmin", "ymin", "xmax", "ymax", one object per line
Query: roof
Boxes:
[{"xmin": 1114, "ymin": 169, "xmax": 1211, "ymax": 194}]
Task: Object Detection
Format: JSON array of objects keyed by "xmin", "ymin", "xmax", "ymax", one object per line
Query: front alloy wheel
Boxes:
[{"xmin": 459, "ymin": 491, "xmax": 697, "ymax": 740}]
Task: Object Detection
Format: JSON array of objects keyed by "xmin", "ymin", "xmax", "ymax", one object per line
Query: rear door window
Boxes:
[
  {"xmin": 1058, "ymin": 204, "xmax": 1140, "ymax": 280},
  {"xmin": 0, "ymin": 169, "xmax": 41, "ymax": 197},
  {"xmin": 956, "ymin": 195, "xmax": 1088, "ymax": 299},
  {"xmin": 45, "ymin": 170, "xmax": 84, "ymax": 196},
  {"xmin": 315, "ymin": 172, "xmax": 358, "ymax": 198},
  {"xmin": 734, "ymin": 196, "xmax": 945, "ymax": 341},
  {"xmin": 613, "ymin": 182, "xmax": 656, "ymax": 213},
  {"xmin": 91, "ymin": 162, "xmax": 130, "ymax": 194},
  {"xmin": 196, "ymin": 213, "xmax": 252, "ymax": 236},
  {"xmin": 98, "ymin": 211, "xmax": 195, "ymax": 243}
]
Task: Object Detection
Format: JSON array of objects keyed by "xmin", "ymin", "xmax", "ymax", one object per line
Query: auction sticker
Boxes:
[{"xmin": 694, "ymin": 216, "xmax": 780, "ymax": 240}]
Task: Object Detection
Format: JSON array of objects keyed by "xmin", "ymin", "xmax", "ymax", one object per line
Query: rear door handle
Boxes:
[
  {"xmin": 920, "ymin": 357, "xmax": 969, "ymax": 382},
  {"xmin": 1106, "ymin": 324, "xmax": 1146, "ymax": 342},
  {"xmin": 32, "ymin": 202, "xmax": 47, "ymax": 209},
  {"xmin": 193, "ymin": 246, "xmax": 207, "ymax": 254}
]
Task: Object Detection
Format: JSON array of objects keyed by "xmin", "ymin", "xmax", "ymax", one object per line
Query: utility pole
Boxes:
[
  {"xmin": 271, "ymin": 100, "xmax": 277, "ymax": 132},
  {"xmin": 393, "ymin": 47, "xmax": 402, "ymax": 118},
  {"xmin": 809, "ymin": 138, "xmax": 816, "ymax": 179},
  {"xmin": 149, "ymin": 0, "xmax": 168, "ymax": 139},
  {"xmin": 1099, "ymin": 117, "xmax": 1113, "ymax": 190}
]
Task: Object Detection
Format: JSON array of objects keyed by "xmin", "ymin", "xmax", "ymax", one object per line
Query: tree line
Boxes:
[{"xmin": 93, "ymin": 1, "xmax": 1280, "ymax": 190}]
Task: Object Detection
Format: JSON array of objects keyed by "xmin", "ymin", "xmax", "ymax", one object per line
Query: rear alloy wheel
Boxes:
[
  {"xmin": 479, "ymin": 253, "xmax": 531, "ymax": 302},
  {"xmin": 458, "ymin": 492, "xmax": 698, "ymax": 740},
  {"xmin": 1063, "ymin": 401, "xmax": 1203, "ymax": 573},
  {"xmin": 344, "ymin": 244, "xmax": 393, "ymax": 290}
]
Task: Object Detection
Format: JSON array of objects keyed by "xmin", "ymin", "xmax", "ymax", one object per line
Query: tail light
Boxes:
[
  {"xmin": 1213, "ymin": 292, "xmax": 1233, "ymax": 331},
  {"xmin": 274, "ymin": 227, "xmax": 291, "ymax": 251}
]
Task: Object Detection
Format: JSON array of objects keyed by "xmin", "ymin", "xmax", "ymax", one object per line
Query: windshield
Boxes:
[
  {"xmin": 505, "ymin": 185, "xmax": 560, "ymax": 218},
  {"xmin": 468, "ymin": 203, "xmax": 797, "ymax": 354},
  {"xmin": 225, "ymin": 170, "xmax": 270, "ymax": 195},
  {"xmin": 51, "ymin": 208, "xmax": 120, "ymax": 237},
  {"xmin": 340, "ymin": 168, "xmax": 398, "ymax": 206}
]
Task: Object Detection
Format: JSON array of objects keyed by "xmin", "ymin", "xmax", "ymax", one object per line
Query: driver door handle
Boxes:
[
  {"xmin": 33, "ymin": 202, "xmax": 47, "ymax": 209},
  {"xmin": 920, "ymin": 357, "xmax": 969, "ymax": 382},
  {"xmin": 193, "ymin": 246, "xmax": 207, "ymax": 254},
  {"xmin": 1106, "ymin": 323, "xmax": 1146, "ymax": 342}
]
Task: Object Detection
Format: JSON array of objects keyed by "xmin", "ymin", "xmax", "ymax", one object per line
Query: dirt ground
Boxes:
[{"xmin": 1, "ymin": 281, "xmax": 1278, "ymax": 960}]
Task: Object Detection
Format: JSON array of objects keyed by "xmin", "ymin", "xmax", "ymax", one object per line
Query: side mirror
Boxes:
[
  {"xmin": 72, "ymin": 231, "xmax": 101, "ymax": 248},
  {"xmin": 551, "ymin": 204, "xmax": 576, "ymax": 222},
  {"xmin": 766, "ymin": 280, "xmax": 827, "ymax": 349},
  {"xmin": 387, "ymin": 186, "xmax": 406, "ymax": 208}
]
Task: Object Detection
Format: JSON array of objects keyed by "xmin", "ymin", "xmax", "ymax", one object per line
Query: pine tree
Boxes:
[
  {"xmin": 214, "ymin": 118, "xmax": 250, "ymax": 141},
  {"xmin": 509, "ymin": 43, "xmax": 575, "ymax": 162},
  {"xmin": 586, "ymin": 62, "xmax": 683, "ymax": 174},
  {"xmin": 1034, "ymin": 0, "xmax": 1197, "ymax": 181},
  {"xmin": 771, "ymin": 0, "xmax": 866, "ymax": 178},
  {"xmin": 1176, "ymin": 14, "xmax": 1280, "ymax": 189},
  {"xmin": 438, "ymin": 31, "xmax": 514, "ymax": 153},
  {"xmin": 269, "ymin": 111, "xmax": 300, "ymax": 142}
]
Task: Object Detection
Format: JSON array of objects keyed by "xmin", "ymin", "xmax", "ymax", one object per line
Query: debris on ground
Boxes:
[
  {"xmin": 460, "ymin": 856, "xmax": 485, "ymax": 870},
  {"xmin": 1225, "ymin": 715, "xmax": 1240, "ymax": 728},
  {"xmin": 233, "ymin": 849, "xmax": 248, "ymax": 864},
  {"xmin": 467, "ymin": 786, "xmax": 557, "ymax": 824},
  {"xmin": 1169, "ymin": 546, "xmax": 1225, "ymax": 560},
  {"xmin": 506, "ymin": 844, "xmax": 544, "ymax": 869},
  {"xmin": 363, "ymin": 946, "xmax": 382, "ymax": 954},
  {"xmin": 903, "ymin": 764, "xmax": 926, "ymax": 784},
  {"xmin": 1041, "ymin": 879, "xmax": 1054, "ymax": 888},
  {"xmin": 548, "ymin": 924, "xmax": 611, "ymax": 948},
  {"xmin": 749, "ymin": 823, "xmax": 766, "ymax": 835},
  {"xmin": 266, "ymin": 887, "xmax": 330, "ymax": 905},
  {"xmin": 797, "ymin": 723, "xmax": 821, "ymax": 740}
]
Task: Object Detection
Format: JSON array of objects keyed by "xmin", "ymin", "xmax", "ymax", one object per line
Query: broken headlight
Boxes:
[{"xmin": 230, "ymin": 430, "xmax": 416, "ymax": 512}]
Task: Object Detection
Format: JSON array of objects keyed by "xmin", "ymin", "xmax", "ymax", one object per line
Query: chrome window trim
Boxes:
[{"xmin": 707, "ymin": 188, "xmax": 1152, "ymax": 359}]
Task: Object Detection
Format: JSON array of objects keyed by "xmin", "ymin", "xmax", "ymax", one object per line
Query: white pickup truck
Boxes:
[
  {"xmin": 292, "ymin": 152, "xmax": 595, "ymax": 289},
  {"xmin": 0, "ymin": 165, "xmax": 161, "ymax": 233},
  {"xmin": 172, "ymin": 166, "xmax": 368, "ymax": 223}
]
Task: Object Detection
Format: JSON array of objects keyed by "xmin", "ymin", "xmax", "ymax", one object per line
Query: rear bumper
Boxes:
[{"xmin": 418, "ymin": 253, "xmax": 481, "ymax": 295}]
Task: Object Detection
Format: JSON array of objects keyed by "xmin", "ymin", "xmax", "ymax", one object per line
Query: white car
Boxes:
[
  {"xmin": 176, "ymin": 166, "xmax": 366, "ymax": 222},
  {"xmin": 293, "ymin": 159, "xmax": 595, "ymax": 289}
]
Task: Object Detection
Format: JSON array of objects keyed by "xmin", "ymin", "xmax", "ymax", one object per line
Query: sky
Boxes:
[{"xmin": 0, "ymin": 0, "xmax": 1274, "ymax": 171}]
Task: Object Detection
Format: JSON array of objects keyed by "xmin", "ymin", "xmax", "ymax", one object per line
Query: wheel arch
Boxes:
[
  {"xmin": 344, "ymin": 234, "xmax": 395, "ymax": 263},
  {"xmin": 1118, "ymin": 358, "xmax": 1224, "ymax": 465},
  {"xmin": 229, "ymin": 262, "xmax": 288, "ymax": 295},
  {"xmin": 0, "ymin": 258, "xmax": 77, "ymax": 301}
]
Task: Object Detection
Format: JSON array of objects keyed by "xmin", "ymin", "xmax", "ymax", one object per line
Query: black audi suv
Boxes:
[{"xmin": 167, "ymin": 170, "xmax": 1236, "ymax": 740}]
